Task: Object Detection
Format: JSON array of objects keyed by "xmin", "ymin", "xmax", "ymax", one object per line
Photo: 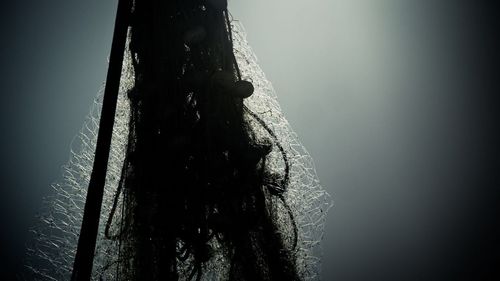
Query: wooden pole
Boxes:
[{"xmin": 71, "ymin": 0, "xmax": 131, "ymax": 280}]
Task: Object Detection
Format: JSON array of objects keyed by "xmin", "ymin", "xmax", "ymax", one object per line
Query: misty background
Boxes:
[{"xmin": 0, "ymin": 0, "xmax": 498, "ymax": 280}]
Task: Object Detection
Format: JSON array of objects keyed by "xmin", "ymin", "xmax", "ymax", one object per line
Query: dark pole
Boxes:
[{"xmin": 71, "ymin": 0, "xmax": 132, "ymax": 280}]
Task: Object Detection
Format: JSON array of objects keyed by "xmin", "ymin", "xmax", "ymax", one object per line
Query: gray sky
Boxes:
[{"xmin": 0, "ymin": 1, "xmax": 498, "ymax": 280}]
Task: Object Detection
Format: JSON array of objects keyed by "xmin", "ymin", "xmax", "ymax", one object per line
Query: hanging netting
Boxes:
[{"xmin": 21, "ymin": 19, "xmax": 332, "ymax": 281}]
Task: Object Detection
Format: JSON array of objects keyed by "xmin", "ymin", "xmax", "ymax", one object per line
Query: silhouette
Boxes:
[{"xmin": 22, "ymin": 1, "xmax": 331, "ymax": 280}]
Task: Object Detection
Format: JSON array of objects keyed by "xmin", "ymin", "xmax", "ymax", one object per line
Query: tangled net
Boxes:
[{"xmin": 21, "ymin": 16, "xmax": 332, "ymax": 280}]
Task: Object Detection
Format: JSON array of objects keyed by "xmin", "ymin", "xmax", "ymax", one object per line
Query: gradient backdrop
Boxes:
[{"xmin": 0, "ymin": 1, "xmax": 498, "ymax": 280}]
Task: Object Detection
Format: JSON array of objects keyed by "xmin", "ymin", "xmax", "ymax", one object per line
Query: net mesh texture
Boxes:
[{"xmin": 21, "ymin": 20, "xmax": 332, "ymax": 281}]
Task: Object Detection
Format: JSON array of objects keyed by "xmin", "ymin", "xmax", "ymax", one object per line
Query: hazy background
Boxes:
[{"xmin": 0, "ymin": 0, "xmax": 498, "ymax": 280}]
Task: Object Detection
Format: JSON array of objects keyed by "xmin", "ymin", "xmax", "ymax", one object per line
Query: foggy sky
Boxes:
[{"xmin": 0, "ymin": 1, "xmax": 498, "ymax": 280}]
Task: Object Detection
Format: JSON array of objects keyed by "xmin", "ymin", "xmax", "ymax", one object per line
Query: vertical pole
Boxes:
[{"xmin": 71, "ymin": 0, "xmax": 132, "ymax": 280}]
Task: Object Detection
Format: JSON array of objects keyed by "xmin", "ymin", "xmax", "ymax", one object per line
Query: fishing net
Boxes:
[{"xmin": 21, "ymin": 19, "xmax": 332, "ymax": 281}]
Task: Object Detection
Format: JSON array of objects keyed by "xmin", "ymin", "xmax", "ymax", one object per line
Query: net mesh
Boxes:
[{"xmin": 21, "ymin": 20, "xmax": 332, "ymax": 281}]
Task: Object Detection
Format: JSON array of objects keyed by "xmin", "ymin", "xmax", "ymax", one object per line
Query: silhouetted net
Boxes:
[{"xmin": 21, "ymin": 19, "xmax": 332, "ymax": 281}]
